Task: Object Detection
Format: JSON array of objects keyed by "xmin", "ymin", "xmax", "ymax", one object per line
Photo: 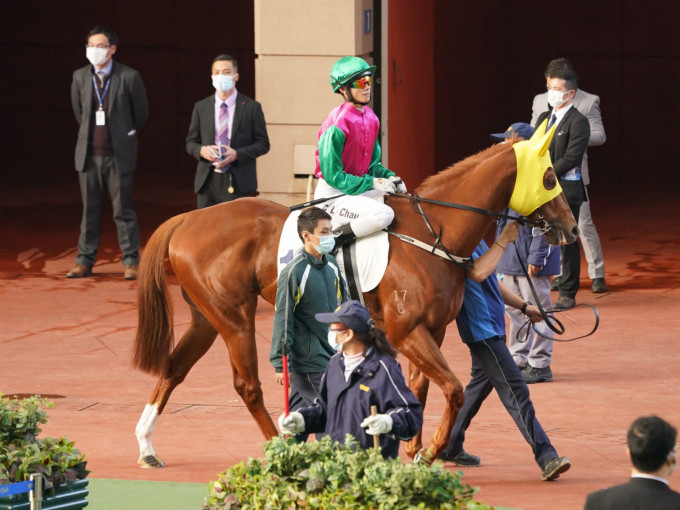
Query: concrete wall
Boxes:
[{"xmin": 254, "ymin": 0, "xmax": 374, "ymax": 196}]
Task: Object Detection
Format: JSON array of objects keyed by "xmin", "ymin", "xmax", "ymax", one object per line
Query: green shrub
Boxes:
[
  {"xmin": 0, "ymin": 393, "xmax": 89, "ymax": 488},
  {"xmin": 202, "ymin": 435, "xmax": 493, "ymax": 509}
]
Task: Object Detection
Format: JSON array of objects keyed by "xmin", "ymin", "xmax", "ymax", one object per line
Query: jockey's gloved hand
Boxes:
[
  {"xmin": 372, "ymin": 177, "xmax": 396, "ymax": 193},
  {"xmin": 360, "ymin": 413, "xmax": 393, "ymax": 435},
  {"xmin": 388, "ymin": 176, "xmax": 407, "ymax": 194},
  {"xmin": 278, "ymin": 412, "xmax": 305, "ymax": 435}
]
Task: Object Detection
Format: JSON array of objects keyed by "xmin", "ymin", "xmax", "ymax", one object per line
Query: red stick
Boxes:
[{"xmin": 282, "ymin": 339, "xmax": 290, "ymax": 417}]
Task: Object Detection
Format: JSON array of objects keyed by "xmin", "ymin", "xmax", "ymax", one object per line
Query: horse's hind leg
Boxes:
[
  {"xmin": 398, "ymin": 324, "xmax": 464, "ymax": 463},
  {"xmin": 213, "ymin": 299, "xmax": 278, "ymax": 440},
  {"xmin": 136, "ymin": 306, "xmax": 218, "ymax": 468}
]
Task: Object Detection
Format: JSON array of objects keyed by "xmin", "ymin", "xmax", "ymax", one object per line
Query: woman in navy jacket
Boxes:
[{"xmin": 278, "ymin": 300, "xmax": 423, "ymax": 459}]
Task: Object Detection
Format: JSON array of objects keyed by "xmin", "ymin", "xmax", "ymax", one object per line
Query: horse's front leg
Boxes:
[
  {"xmin": 136, "ymin": 308, "xmax": 219, "ymax": 468},
  {"xmin": 405, "ymin": 364, "xmax": 430, "ymax": 457},
  {"xmin": 399, "ymin": 324, "xmax": 464, "ymax": 464}
]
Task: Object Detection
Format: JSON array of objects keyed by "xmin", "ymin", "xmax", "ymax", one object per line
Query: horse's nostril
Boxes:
[{"xmin": 571, "ymin": 225, "xmax": 580, "ymax": 238}]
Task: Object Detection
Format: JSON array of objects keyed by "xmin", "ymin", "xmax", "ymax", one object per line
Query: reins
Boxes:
[{"xmin": 511, "ymin": 241, "xmax": 600, "ymax": 342}]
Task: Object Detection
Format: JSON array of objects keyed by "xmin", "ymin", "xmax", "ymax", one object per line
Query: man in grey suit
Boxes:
[
  {"xmin": 68, "ymin": 26, "xmax": 149, "ymax": 280},
  {"xmin": 584, "ymin": 416, "xmax": 680, "ymax": 510},
  {"xmin": 532, "ymin": 58, "xmax": 607, "ymax": 294},
  {"xmin": 186, "ymin": 54, "xmax": 270, "ymax": 208}
]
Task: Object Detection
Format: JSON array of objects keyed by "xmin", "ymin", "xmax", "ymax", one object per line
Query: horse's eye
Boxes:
[{"xmin": 543, "ymin": 168, "xmax": 557, "ymax": 190}]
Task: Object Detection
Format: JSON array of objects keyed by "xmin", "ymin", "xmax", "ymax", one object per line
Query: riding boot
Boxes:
[{"xmin": 332, "ymin": 223, "xmax": 356, "ymax": 254}]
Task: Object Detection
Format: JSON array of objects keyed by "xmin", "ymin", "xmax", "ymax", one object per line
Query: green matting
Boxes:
[
  {"xmin": 87, "ymin": 478, "xmax": 207, "ymax": 509},
  {"xmin": 86, "ymin": 478, "xmax": 522, "ymax": 509}
]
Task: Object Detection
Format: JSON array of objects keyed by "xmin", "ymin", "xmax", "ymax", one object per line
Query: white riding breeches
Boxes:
[{"xmin": 314, "ymin": 178, "xmax": 395, "ymax": 237}]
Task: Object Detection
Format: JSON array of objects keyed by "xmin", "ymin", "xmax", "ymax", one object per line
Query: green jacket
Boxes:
[{"xmin": 270, "ymin": 249, "xmax": 347, "ymax": 374}]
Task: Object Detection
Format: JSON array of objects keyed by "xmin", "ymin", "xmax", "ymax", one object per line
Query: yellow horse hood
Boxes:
[{"xmin": 509, "ymin": 119, "xmax": 562, "ymax": 216}]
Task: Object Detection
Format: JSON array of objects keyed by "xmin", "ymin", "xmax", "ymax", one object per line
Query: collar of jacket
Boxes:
[{"xmin": 301, "ymin": 248, "xmax": 330, "ymax": 267}]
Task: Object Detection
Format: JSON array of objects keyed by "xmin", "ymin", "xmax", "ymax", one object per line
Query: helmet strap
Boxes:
[{"xmin": 342, "ymin": 85, "xmax": 371, "ymax": 106}]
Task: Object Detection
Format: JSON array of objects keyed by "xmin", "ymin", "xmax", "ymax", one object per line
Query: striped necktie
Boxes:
[{"xmin": 217, "ymin": 102, "xmax": 229, "ymax": 146}]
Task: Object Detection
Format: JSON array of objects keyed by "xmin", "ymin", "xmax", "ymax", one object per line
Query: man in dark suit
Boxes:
[
  {"xmin": 68, "ymin": 26, "xmax": 149, "ymax": 280},
  {"xmin": 186, "ymin": 54, "xmax": 270, "ymax": 208},
  {"xmin": 584, "ymin": 416, "xmax": 680, "ymax": 509},
  {"xmin": 535, "ymin": 67, "xmax": 590, "ymax": 311}
]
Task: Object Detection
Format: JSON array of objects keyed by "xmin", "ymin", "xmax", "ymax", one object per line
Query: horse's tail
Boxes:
[{"xmin": 132, "ymin": 213, "xmax": 187, "ymax": 376}]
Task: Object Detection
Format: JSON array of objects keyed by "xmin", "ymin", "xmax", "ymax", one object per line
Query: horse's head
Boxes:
[{"xmin": 510, "ymin": 120, "xmax": 579, "ymax": 245}]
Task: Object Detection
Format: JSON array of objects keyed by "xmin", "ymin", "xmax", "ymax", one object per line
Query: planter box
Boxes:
[{"xmin": 0, "ymin": 479, "xmax": 88, "ymax": 510}]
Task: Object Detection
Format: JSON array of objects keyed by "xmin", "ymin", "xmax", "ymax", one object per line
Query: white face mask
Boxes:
[
  {"xmin": 86, "ymin": 47, "xmax": 109, "ymax": 67},
  {"xmin": 547, "ymin": 88, "xmax": 572, "ymax": 108},
  {"xmin": 212, "ymin": 74, "xmax": 235, "ymax": 93}
]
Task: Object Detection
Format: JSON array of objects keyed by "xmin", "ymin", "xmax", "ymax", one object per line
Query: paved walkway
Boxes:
[{"xmin": 1, "ymin": 184, "xmax": 678, "ymax": 509}]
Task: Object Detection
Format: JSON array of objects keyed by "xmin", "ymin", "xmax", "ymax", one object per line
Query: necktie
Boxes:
[
  {"xmin": 217, "ymin": 103, "xmax": 229, "ymax": 147},
  {"xmin": 547, "ymin": 113, "xmax": 557, "ymax": 130},
  {"xmin": 97, "ymin": 71, "xmax": 107, "ymax": 86}
]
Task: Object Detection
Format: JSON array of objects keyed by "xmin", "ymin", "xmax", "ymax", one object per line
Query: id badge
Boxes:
[{"xmin": 96, "ymin": 109, "xmax": 106, "ymax": 126}]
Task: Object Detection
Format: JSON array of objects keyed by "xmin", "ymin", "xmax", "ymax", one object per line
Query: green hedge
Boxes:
[{"xmin": 202, "ymin": 435, "xmax": 492, "ymax": 509}]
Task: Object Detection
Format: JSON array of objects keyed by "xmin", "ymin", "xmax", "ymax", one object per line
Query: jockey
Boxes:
[{"xmin": 314, "ymin": 56, "xmax": 407, "ymax": 249}]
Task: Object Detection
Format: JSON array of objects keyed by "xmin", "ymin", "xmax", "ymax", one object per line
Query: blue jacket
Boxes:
[
  {"xmin": 298, "ymin": 347, "xmax": 423, "ymax": 458},
  {"xmin": 456, "ymin": 242, "xmax": 507, "ymax": 344},
  {"xmin": 496, "ymin": 209, "xmax": 561, "ymax": 276}
]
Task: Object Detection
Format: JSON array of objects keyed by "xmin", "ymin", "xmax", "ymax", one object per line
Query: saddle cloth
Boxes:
[{"xmin": 276, "ymin": 212, "xmax": 389, "ymax": 293}]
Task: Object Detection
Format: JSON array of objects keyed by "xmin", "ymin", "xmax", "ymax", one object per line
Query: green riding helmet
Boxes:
[{"xmin": 330, "ymin": 56, "xmax": 377, "ymax": 92}]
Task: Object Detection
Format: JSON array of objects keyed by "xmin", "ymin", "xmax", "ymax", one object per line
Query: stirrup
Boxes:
[{"xmin": 332, "ymin": 224, "xmax": 356, "ymax": 255}]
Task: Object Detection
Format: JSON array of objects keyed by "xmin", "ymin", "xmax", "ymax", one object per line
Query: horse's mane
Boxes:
[{"xmin": 417, "ymin": 137, "xmax": 519, "ymax": 194}]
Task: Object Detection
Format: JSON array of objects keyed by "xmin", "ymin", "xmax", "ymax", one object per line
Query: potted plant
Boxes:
[
  {"xmin": 0, "ymin": 394, "xmax": 89, "ymax": 510},
  {"xmin": 202, "ymin": 435, "xmax": 493, "ymax": 509}
]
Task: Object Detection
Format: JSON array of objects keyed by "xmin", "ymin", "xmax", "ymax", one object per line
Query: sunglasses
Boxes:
[{"xmin": 350, "ymin": 76, "xmax": 372, "ymax": 89}]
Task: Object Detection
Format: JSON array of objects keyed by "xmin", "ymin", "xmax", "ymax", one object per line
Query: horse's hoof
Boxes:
[
  {"xmin": 413, "ymin": 448, "xmax": 434, "ymax": 466},
  {"xmin": 138, "ymin": 454, "xmax": 165, "ymax": 468}
]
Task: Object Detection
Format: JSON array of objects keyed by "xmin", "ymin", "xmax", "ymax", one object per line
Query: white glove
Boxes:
[
  {"xmin": 388, "ymin": 176, "xmax": 407, "ymax": 194},
  {"xmin": 360, "ymin": 413, "xmax": 393, "ymax": 435},
  {"xmin": 372, "ymin": 177, "xmax": 396, "ymax": 193},
  {"xmin": 278, "ymin": 411, "xmax": 305, "ymax": 435}
]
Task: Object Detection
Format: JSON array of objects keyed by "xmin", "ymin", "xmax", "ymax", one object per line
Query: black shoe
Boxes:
[
  {"xmin": 591, "ymin": 278, "xmax": 607, "ymax": 293},
  {"xmin": 553, "ymin": 296, "xmax": 575, "ymax": 311},
  {"xmin": 439, "ymin": 450, "xmax": 481, "ymax": 467},
  {"xmin": 522, "ymin": 366, "xmax": 553, "ymax": 384},
  {"xmin": 541, "ymin": 456, "xmax": 571, "ymax": 481}
]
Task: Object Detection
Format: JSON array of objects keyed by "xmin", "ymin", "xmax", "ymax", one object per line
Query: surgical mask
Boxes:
[
  {"xmin": 86, "ymin": 47, "xmax": 109, "ymax": 67},
  {"xmin": 547, "ymin": 88, "xmax": 571, "ymax": 108},
  {"xmin": 327, "ymin": 328, "xmax": 350, "ymax": 352},
  {"xmin": 212, "ymin": 74, "xmax": 235, "ymax": 93},
  {"xmin": 314, "ymin": 234, "xmax": 335, "ymax": 255}
]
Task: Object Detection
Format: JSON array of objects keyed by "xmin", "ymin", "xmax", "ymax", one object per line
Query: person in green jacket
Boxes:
[{"xmin": 270, "ymin": 206, "xmax": 348, "ymax": 441}]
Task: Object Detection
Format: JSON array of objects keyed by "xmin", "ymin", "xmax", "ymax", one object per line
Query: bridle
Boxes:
[{"xmin": 387, "ymin": 191, "xmax": 553, "ymax": 270}]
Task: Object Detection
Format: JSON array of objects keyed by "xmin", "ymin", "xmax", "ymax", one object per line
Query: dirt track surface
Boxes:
[{"xmin": 1, "ymin": 185, "xmax": 679, "ymax": 509}]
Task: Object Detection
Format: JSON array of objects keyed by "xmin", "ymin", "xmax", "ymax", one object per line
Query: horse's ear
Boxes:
[
  {"xmin": 530, "ymin": 119, "xmax": 548, "ymax": 141},
  {"xmin": 535, "ymin": 121, "xmax": 557, "ymax": 157}
]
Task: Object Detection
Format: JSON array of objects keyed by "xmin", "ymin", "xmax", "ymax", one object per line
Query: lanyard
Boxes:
[{"xmin": 92, "ymin": 75, "xmax": 111, "ymax": 111}]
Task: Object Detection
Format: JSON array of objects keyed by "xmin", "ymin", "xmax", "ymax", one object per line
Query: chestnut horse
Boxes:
[{"xmin": 132, "ymin": 138, "xmax": 578, "ymax": 467}]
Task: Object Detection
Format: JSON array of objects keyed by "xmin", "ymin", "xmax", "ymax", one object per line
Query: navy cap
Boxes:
[
  {"xmin": 490, "ymin": 122, "xmax": 535, "ymax": 142},
  {"xmin": 315, "ymin": 300, "xmax": 375, "ymax": 334}
]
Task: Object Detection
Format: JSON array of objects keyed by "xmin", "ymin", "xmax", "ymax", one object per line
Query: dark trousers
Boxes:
[
  {"xmin": 443, "ymin": 337, "xmax": 558, "ymax": 469},
  {"xmin": 290, "ymin": 371, "xmax": 324, "ymax": 442},
  {"xmin": 77, "ymin": 155, "xmax": 140, "ymax": 268},
  {"xmin": 558, "ymin": 200, "xmax": 582, "ymax": 299},
  {"xmin": 197, "ymin": 170, "xmax": 250, "ymax": 209}
]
